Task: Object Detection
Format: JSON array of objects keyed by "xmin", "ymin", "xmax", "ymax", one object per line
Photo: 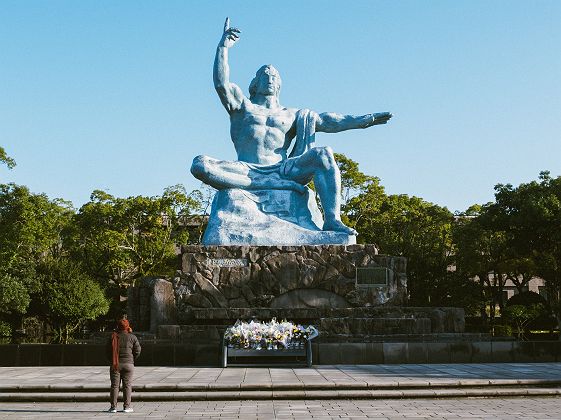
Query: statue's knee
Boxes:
[
  {"xmin": 315, "ymin": 146, "xmax": 335, "ymax": 169},
  {"xmin": 191, "ymin": 155, "xmax": 210, "ymax": 179}
]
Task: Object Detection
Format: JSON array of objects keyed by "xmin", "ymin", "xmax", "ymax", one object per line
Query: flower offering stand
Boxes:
[{"xmin": 221, "ymin": 320, "xmax": 319, "ymax": 367}]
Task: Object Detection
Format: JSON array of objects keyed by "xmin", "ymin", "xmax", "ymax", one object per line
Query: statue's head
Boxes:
[{"xmin": 249, "ymin": 65, "xmax": 282, "ymax": 99}]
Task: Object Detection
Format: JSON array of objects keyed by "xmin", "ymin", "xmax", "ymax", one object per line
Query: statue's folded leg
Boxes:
[
  {"xmin": 191, "ymin": 155, "xmax": 252, "ymax": 190},
  {"xmin": 191, "ymin": 155, "xmax": 307, "ymax": 193}
]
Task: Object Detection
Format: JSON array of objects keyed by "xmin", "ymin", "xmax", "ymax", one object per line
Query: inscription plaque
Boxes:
[
  {"xmin": 208, "ymin": 258, "xmax": 248, "ymax": 268},
  {"xmin": 356, "ymin": 267, "xmax": 388, "ymax": 287}
]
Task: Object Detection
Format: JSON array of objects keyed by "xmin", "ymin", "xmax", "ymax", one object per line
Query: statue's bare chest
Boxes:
[{"xmin": 234, "ymin": 107, "xmax": 294, "ymax": 134}]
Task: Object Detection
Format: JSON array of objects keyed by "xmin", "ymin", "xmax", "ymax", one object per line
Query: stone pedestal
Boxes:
[
  {"xmin": 175, "ymin": 244, "xmax": 405, "ymax": 312},
  {"xmin": 128, "ymin": 245, "xmax": 467, "ymax": 358}
]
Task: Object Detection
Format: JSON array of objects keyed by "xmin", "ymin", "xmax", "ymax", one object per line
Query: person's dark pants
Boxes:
[{"xmin": 109, "ymin": 363, "xmax": 134, "ymax": 409}]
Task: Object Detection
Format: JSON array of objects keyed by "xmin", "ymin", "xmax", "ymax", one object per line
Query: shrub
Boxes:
[
  {"xmin": 0, "ymin": 321, "xmax": 11, "ymax": 337},
  {"xmin": 493, "ymin": 324, "xmax": 513, "ymax": 337},
  {"xmin": 502, "ymin": 304, "xmax": 546, "ymax": 340},
  {"xmin": 506, "ymin": 291, "xmax": 556, "ymax": 332},
  {"xmin": 507, "ymin": 291, "xmax": 547, "ymax": 307}
]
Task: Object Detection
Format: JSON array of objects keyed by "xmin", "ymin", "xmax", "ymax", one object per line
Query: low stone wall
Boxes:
[
  {"xmin": 158, "ymin": 307, "xmax": 465, "ymax": 343},
  {"xmin": 1, "ymin": 340, "xmax": 560, "ymax": 366}
]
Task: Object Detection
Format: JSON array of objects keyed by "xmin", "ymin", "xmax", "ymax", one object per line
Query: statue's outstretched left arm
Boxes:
[{"xmin": 316, "ymin": 112, "xmax": 392, "ymax": 133}]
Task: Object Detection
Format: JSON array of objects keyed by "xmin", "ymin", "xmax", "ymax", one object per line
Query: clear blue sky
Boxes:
[{"xmin": 1, "ymin": 0, "xmax": 560, "ymax": 212}]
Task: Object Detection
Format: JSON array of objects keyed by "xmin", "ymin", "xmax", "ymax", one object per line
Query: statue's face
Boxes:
[{"xmin": 255, "ymin": 66, "xmax": 281, "ymax": 97}]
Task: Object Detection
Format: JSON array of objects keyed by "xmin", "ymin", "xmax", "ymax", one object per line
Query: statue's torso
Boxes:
[{"xmin": 230, "ymin": 101, "xmax": 297, "ymax": 165}]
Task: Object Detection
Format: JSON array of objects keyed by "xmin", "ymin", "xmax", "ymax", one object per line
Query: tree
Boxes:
[
  {"xmin": 490, "ymin": 172, "xmax": 561, "ymax": 331},
  {"xmin": 0, "ymin": 184, "xmax": 73, "ymax": 264},
  {"xmin": 343, "ymin": 165, "xmax": 455, "ymax": 306},
  {"xmin": 38, "ymin": 258, "xmax": 109, "ymax": 343},
  {"xmin": 334, "ymin": 153, "xmax": 387, "ymax": 231},
  {"xmin": 68, "ymin": 185, "xmax": 203, "ymax": 290},
  {"xmin": 453, "ymin": 205, "xmax": 511, "ymax": 319},
  {"xmin": 0, "ymin": 147, "xmax": 16, "ymax": 169},
  {"xmin": 0, "ymin": 183, "xmax": 73, "ymax": 336},
  {"xmin": 334, "ymin": 152, "xmax": 380, "ymax": 204},
  {"xmin": 0, "ymin": 274, "xmax": 30, "ymax": 316}
]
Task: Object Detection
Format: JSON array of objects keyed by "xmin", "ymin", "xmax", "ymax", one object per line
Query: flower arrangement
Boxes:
[{"xmin": 224, "ymin": 318, "xmax": 319, "ymax": 350}]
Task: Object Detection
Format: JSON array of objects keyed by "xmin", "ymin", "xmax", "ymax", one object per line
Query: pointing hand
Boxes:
[{"xmin": 220, "ymin": 17, "xmax": 241, "ymax": 48}]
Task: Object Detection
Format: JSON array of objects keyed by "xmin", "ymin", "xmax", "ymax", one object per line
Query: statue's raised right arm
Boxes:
[{"xmin": 214, "ymin": 18, "xmax": 245, "ymax": 114}]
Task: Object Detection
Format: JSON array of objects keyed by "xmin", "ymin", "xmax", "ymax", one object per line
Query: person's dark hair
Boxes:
[{"xmin": 249, "ymin": 65, "xmax": 281, "ymax": 99}]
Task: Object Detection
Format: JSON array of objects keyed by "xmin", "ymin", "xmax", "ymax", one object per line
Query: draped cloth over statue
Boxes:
[
  {"xmin": 290, "ymin": 109, "xmax": 318, "ymax": 158},
  {"xmin": 202, "ymin": 109, "xmax": 356, "ymax": 246}
]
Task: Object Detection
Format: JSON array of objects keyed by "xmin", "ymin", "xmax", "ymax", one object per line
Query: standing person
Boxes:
[{"xmin": 105, "ymin": 319, "xmax": 141, "ymax": 413}]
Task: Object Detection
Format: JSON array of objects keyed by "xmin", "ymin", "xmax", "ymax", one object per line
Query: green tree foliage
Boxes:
[
  {"xmin": 335, "ymin": 153, "xmax": 386, "ymax": 223},
  {"xmin": 489, "ymin": 172, "xmax": 561, "ymax": 325},
  {"xmin": 506, "ymin": 291, "xmax": 556, "ymax": 333},
  {"xmin": 453, "ymin": 206, "xmax": 510, "ymax": 318},
  {"xmin": 427, "ymin": 271, "xmax": 484, "ymax": 316},
  {"xmin": 502, "ymin": 304, "xmax": 546, "ymax": 340},
  {"xmin": 0, "ymin": 182, "xmax": 204, "ymax": 340},
  {"xmin": 0, "ymin": 184, "xmax": 73, "ymax": 330},
  {"xmin": 339, "ymin": 155, "xmax": 456, "ymax": 307},
  {"xmin": 0, "ymin": 274, "xmax": 30, "ymax": 316},
  {"xmin": 453, "ymin": 172, "xmax": 561, "ymax": 327},
  {"xmin": 0, "ymin": 147, "xmax": 16, "ymax": 169},
  {"xmin": 68, "ymin": 185, "xmax": 203, "ymax": 290},
  {"xmin": 334, "ymin": 152, "xmax": 380, "ymax": 204},
  {"xmin": 38, "ymin": 258, "xmax": 109, "ymax": 343}
]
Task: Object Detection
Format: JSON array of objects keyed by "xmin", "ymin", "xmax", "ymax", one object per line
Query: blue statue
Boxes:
[{"xmin": 191, "ymin": 18, "xmax": 392, "ymax": 245}]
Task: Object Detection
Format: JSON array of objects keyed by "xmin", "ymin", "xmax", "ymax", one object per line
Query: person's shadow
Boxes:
[{"xmin": 0, "ymin": 408, "xmax": 121, "ymax": 414}]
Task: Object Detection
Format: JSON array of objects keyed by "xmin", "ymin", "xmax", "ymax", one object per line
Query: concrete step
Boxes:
[
  {"xmin": 2, "ymin": 386, "xmax": 561, "ymax": 401},
  {"xmin": 2, "ymin": 379, "xmax": 561, "ymax": 401}
]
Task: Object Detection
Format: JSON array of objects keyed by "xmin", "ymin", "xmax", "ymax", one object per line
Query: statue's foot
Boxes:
[{"xmin": 323, "ymin": 219, "xmax": 357, "ymax": 235}]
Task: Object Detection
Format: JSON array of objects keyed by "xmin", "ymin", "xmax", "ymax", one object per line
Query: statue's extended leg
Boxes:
[{"xmin": 290, "ymin": 147, "xmax": 357, "ymax": 235}]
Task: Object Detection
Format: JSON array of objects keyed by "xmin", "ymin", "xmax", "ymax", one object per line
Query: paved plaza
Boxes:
[
  {"xmin": 1, "ymin": 364, "xmax": 561, "ymax": 418},
  {"xmin": 1, "ymin": 397, "xmax": 561, "ymax": 419},
  {"xmin": 3, "ymin": 363, "xmax": 561, "ymax": 389}
]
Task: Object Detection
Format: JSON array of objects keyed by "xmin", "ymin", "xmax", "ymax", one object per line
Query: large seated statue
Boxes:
[{"xmin": 191, "ymin": 18, "xmax": 392, "ymax": 246}]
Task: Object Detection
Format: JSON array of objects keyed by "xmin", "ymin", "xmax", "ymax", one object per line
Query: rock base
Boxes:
[
  {"xmin": 203, "ymin": 188, "xmax": 356, "ymax": 245},
  {"xmin": 175, "ymin": 244, "xmax": 406, "ymax": 311}
]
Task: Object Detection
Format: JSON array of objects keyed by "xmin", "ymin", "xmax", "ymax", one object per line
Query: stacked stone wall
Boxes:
[{"xmin": 174, "ymin": 244, "xmax": 407, "ymax": 313}]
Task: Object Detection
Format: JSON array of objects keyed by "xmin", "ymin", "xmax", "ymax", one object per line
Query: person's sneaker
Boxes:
[
  {"xmin": 107, "ymin": 407, "xmax": 117, "ymax": 413},
  {"xmin": 123, "ymin": 407, "xmax": 134, "ymax": 413}
]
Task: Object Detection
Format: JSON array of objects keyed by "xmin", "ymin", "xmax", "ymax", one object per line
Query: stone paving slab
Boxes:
[
  {"xmin": 1, "ymin": 363, "xmax": 561, "ymax": 402},
  {"xmin": 2, "ymin": 363, "xmax": 561, "ymax": 390},
  {"xmin": 3, "ymin": 387, "xmax": 561, "ymax": 402},
  {"xmin": 2, "ymin": 397, "xmax": 561, "ymax": 418}
]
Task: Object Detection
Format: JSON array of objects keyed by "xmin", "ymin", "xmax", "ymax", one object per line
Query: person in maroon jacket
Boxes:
[{"xmin": 105, "ymin": 319, "xmax": 141, "ymax": 413}]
